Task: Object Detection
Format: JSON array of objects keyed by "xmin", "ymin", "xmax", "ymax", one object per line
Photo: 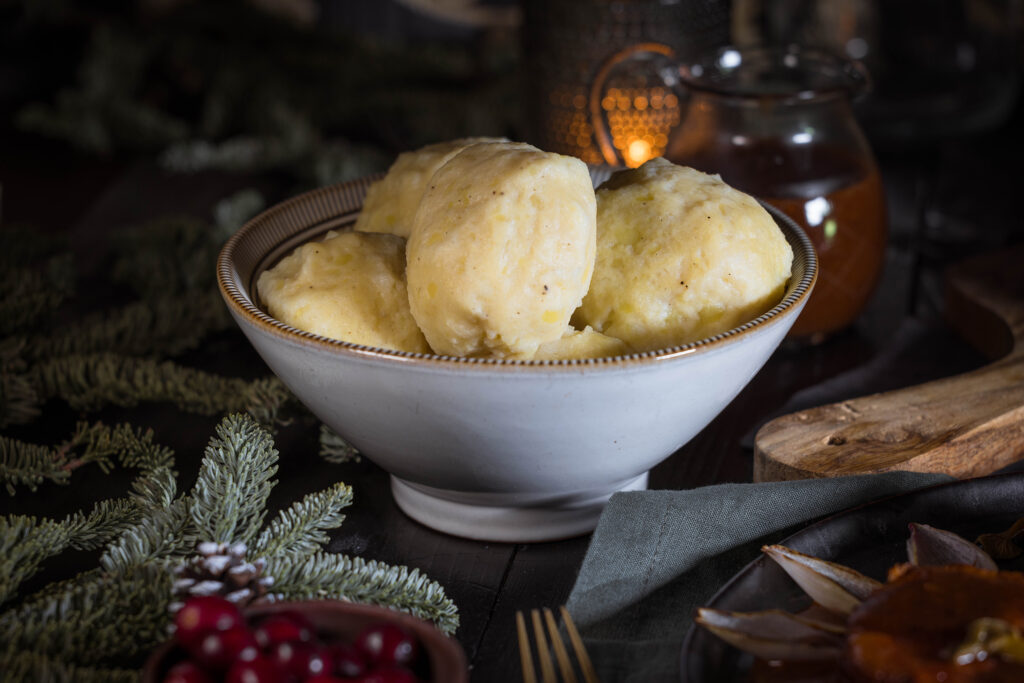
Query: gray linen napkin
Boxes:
[{"xmin": 565, "ymin": 472, "xmax": 952, "ymax": 683}]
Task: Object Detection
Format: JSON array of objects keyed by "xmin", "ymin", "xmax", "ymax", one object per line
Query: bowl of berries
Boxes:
[{"xmin": 143, "ymin": 596, "xmax": 469, "ymax": 683}]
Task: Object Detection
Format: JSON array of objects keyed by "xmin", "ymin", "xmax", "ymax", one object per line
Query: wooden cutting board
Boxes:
[{"xmin": 754, "ymin": 245, "xmax": 1024, "ymax": 482}]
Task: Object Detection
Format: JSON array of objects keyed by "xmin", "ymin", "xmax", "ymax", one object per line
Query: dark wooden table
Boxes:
[{"xmin": 2, "ymin": 106, "xmax": 1021, "ymax": 681}]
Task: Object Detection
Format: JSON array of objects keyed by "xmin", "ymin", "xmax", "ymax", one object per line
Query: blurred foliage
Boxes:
[{"xmin": 5, "ymin": 0, "xmax": 522, "ymax": 183}]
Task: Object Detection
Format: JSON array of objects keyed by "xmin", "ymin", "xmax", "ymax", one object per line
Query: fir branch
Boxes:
[
  {"xmin": 63, "ymin": 499, "xmax": 143, "ymax": 552},
  {"xmin": 267, "ymin": 552, "xmax": 459, "ymax": 635},
  {"xmin": 0, "ymin": 434, "xmax": 70, "ymax": 495},
  {"xmin": 254, "ymin": 481, "xmax": 353, "ymax": 561},
  {"xmin": 213, "ymin": 187, "xmax": 266, "ymax": 235},
  {"xmin": 0, "ymin": 645, "xmax": 138, "ymax": 683},
  {"xmin": 16, "ymin": 21, "xmax": 189, "ymax": 155},
  {"xmin": 243, "ymin": 376, "xmax": 298, "ymax": 428},
  {"xmin": 0, "ymin": 224, "xmax": 67, "ymax": 270},
  {"xmin": 0, "ymin": 516, "xmax": 73, "ymax": 606},
  {"xmin": 20, "ymin": 290, "xmax": 232, "ymax": 362},
  {"xmin": 56, "ymin": 422, "xmax": 122, "ymax": 476},
  {"xmin": 161, "ymin": 131, "xmax": 310, "ymax": 174},
  {"xmin": 24, "ymin": 352, "xmax": 293, "ymax": 421},
  {"xmin": 0, "ymin": 369, "xmax": 38, "ymax": 427},
  {"xmin": 0, "ymin": 412, "xmax": 463, "ymax": 673},
  {"xmin": 319, "ymin": 424, "xmax": 360, "ymax": 464},
  {"xmin": 130, "ymin": 464, "xmax": 178, "ymax": 511},
  {"xmin": 0, "ymin": 338, "xmax": 40, "ymax": 428},
  {"xmin": 190, "ymin": 414, "xmax": 278, "ymax": 546},
  {"xmin": 0, "ymin": 564, "xmax": 173, "ymax": 664},
  {"xmin": 71, "ymin": 421, "xmax": 178, "ymax": 508},
  {"xmin": 0, "ymin": 253, "xmax": 76, "ymax": 336},
  {"xmin": 0, "ymin": 291, "xmax": 65, "ymax": 337},
  {"xmin": 100, "ymin": 499, "xmax": 194, "ymax": 574},
  {"xmin": 108, "ymin": 423, "xmax": 176, "ymax": 473},
  {"xmin": 110, "ymin": 215, "xmax": 222, "ymax": 299},
  {"xmin": 1, "ymin": 421, "xmax": 175, "ymax": 497}
]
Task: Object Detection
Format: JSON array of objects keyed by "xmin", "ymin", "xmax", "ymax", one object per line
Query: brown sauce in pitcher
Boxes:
[{"xmin": 674, "ymin": 140, "xmax": 888, "ymax": 342}]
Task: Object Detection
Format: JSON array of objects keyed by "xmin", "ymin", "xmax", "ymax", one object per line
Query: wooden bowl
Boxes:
[{"xmin": 142, "ymin": 599, "xmax": 468, "ymax": 682}]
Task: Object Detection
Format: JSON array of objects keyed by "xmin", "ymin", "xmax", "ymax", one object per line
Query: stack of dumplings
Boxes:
[{"xmin": 258, "ymin": 139, "xmax": 794, "ymax": 360}]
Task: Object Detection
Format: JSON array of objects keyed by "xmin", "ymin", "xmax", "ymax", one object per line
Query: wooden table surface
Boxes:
[{"xmin": 2, "ymin": 106, "xmax": 1022, "ymax": 681}]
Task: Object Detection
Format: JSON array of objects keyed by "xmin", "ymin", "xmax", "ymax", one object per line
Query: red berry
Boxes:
[
  {"xmin": 357, "ymin": 665, "xmax": 419, "ymax": 683},
  {"xmin": 253, "ymin": 614, "xmax": 314, "ymax": 649},
  {"xmin": 266, "ymin": 640, "xmax": 331, "ymax": 679},
  {"xmin": 355, "ymin": 624, "xmax": 420, "ymax": 668},
  {"xmin": 174, "ymin": 596, "xmax": 245, "ymax": 648},
  {"xmin": 191, "ymin": 626, "xmax": 259, "ymax": 670},
  {"xmin": 162, "ymin": 660, "xmax": 215, "ymax": 683},
  {"xmin": 331, "ymin": 642, "xmax": 368, "ymax": 678},
  {"xmin": 225, "ymin": 654, "xmax": 287, "ymax": 683}
]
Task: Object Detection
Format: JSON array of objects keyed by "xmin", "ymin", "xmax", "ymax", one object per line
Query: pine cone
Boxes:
[{"xmin": 169, "ymin": 541, "xmax": 276, "ymax": 613}]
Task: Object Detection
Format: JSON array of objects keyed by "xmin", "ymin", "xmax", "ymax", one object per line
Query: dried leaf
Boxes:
[
  {"xmin": 908, "ymin": 523, "xmax": 997, "ymax": 569},
  {"xmin": 976, "ymin": 518, "xmax": 1024, "ymax": 561},
  {"xmin": 695, "ymin": 608, "xmax": 844, "ymax": 662},
  {"xmin": 763, "ymin": 545, "xmax": 881, "ymax": 616}
]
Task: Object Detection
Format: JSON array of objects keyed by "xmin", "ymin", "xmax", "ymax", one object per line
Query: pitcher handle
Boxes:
[{"xmin": 588, "ymin": 42, "xmax": 677, "ymax": 167}]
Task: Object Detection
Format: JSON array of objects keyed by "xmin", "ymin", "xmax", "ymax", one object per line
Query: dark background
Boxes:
[{"xmin": 1, "ymin": 1, "xmax": 1023, "ymax": 680}]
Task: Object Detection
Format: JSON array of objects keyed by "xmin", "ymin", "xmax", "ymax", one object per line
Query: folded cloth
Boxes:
[{"xmin": 565, "ymin": 472, "xmax": 953, "ymax": 683}]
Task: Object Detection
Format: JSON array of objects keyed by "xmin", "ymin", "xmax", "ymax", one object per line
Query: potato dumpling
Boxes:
[
  {"xmin": 530, "ymin": 326, "xmax": 632, "ymax": 361},
  {"xmin": 573, "ymin": 158, "xmax": 793, "ymax": 352},
  {"xmin": 257, "ymin": 230, "xmax": 431, "ymax": 354},
  {"xmin": 354, "ymin": 137, "xmax": 506, "ymax": 238},
  {"xmin": 406, "ymin": 142, "xmax": 597, "ymax": 358}
]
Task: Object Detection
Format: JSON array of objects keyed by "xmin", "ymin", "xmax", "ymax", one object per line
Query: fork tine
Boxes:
[
  {"xmin": 560, "ymin": 606, "xmax": 600, "ymax": 683},
  {"xmin": 543, "ymin": 607, "xmax": 579, "ymax": 683},
  {"xmin": 517, "ymin": 611, "xmax": 538, "ymax": 683},
  {"xmin": 530, "ymin": 609, "xmax": 558, "ymax": 683}
]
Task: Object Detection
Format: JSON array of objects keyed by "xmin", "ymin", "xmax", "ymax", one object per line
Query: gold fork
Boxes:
[{"xmin": 516, "ymin": 605, "xmax": 600, "ymax": 683}]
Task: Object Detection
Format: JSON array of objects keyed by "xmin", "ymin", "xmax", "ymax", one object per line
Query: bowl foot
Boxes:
[{"xmin": 389, "ymin": 473, "xmax": 649, "ymax": 542}]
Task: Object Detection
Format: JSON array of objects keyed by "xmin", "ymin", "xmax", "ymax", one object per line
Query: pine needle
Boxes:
[
  {"xmin": 63, "ymin": 499, "xmax": 144, "ymax": 552},
  {"xmin": 130, "ymin": 464, "xmax": 178, "ymax": 510},
  {"xmin": 189, "ymin": 414, "xmax": 278, "ymax": 546},
  {"xmin": 1, "ymin": 421, "xmax": 177, "ymax": 497},
  {"xmin": 0, "ymin": 516, "xmax": 73, "ymax": 607},
  {"xmin": 0, "ymin": 434, "xmax": 71, "ymax": 495},
  {"xmin": 254, "ymin": 481, "xmax": 353, "ymax": 560},
  {"xmin": 267, "ymin": 551, "xmax": 460, "ymax": 635},
  {"xmin": 0, "ymin": 645, "xmax": 139, "ymax": 683},
  {"xmin": 23, "ymin": 353, "xmax": 294, "ymax": 422},
  {"xmin": 1, "ymin": 412, "xmax": 462, "ymax": 674},
  {"xmin": 100, "ymin": 499, "xmax": 195, "ymax": 574},
  {"xmin": 0, "ymin": 338, "xmax": 40, "ymax": 428},
  {"xmin": 0, "ymin": 254, "xmax": 76, "ymax": 336},
  {"xmin": 319, "ymin": 424, "xmax": 361, "ymax": 464},
  {"xmin": 110, "ymin": 215, "xmax": 221, "ymax": 298},
  {"xmin": 21, "ymin": 290, "xmax": 232, "ymax": 362},
  {"xmin": 0, "ymin": 225, "xmax": 67, "ymax": 269},
  {"xmin": 0, "ymin": 564, "xmax": 173, "ymax": 664}
]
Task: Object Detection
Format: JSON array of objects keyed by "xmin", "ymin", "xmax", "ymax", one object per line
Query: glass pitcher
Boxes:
[{"xmin": 590, "ymin": 45, "xmax": 888, "ymax": 343}]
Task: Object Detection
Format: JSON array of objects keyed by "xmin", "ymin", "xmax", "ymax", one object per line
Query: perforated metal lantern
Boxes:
[{"xmin": 522, "ymin": 0, "xmax": 730, "ymax": 166}]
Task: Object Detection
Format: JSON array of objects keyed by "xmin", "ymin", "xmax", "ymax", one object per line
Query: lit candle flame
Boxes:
[{"xmin": 626, "ymin": 139, "xmax": 653, "ymax": 167}]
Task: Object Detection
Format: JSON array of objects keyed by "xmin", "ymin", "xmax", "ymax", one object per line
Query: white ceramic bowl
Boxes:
[{"xmin": 217, "ymin": 174, "xmax": 816, "ymax": 542}]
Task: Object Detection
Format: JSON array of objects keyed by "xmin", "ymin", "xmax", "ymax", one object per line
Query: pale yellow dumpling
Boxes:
[
  {"xmin": 530, "ymin": 326, "xmax": 632, "ymax": 361},
  {"xmin": 406, "ymin": 142, "xmax": 597, "ymax": 358},
  {"xmin": 354, "ymin": 137, "xmax": 506, "ymax": 238},
  {"xmin": 257, "ymin": 230, "xmax": 431, "ymax": 353},
  {"xmin": 573, "ymin": 158, "xmax": 793, "ymax": 352}
]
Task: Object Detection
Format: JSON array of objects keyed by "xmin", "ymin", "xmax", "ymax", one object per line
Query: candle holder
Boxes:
[{"xmin": 521, "ymin": 0, "xmax": 729, "ymax": 166}]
